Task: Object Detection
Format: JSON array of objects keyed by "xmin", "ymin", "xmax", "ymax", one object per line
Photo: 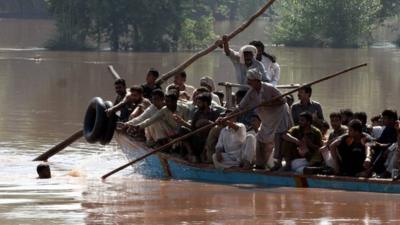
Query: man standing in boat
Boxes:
[
  {"xmin": 236, "ymin": 68, "xmax": 292, "ymax": 170},
  {"xmin": 217, "ymin": 35, "xmax": 267, "ymax": 86}
]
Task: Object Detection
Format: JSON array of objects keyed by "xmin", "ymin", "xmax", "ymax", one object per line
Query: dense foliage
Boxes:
[
  {"xmin": 271, "ymin": 0, "xmax": 382, "ymax": 48},
  {"xmin": 44, "ymin": 0, "xmax": 266, "ymax": 51}
]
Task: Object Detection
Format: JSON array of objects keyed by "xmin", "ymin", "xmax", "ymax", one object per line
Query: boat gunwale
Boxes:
[{"xmin": 117, "ymin": 132, "xmax": 400, "ymax": 185}]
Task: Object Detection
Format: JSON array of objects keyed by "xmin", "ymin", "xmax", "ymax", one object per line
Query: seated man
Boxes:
[
  {"xmin": 141, "ymin": 68, "xmax": 162, "ymax": 99},
  {"xmin": 371, "ymin": 109, "xmax": 398, "ymax": 176},
  {"xmin": 212, "ymin": 113, "xmax": 256, "ymax": 169},
  {"xmin": 282, "ymin": 112, "xmax": 323, "ymax": 173},
  {"xmin": 166, "ymin": 71, "xmax": 196, "ymax": 101},
  {"xmin": 123, "ymin": 89, "xmax": 166, "ymax": 145},
  {"xmin": 329, "ymin": 119, "xmax": 372, "ymax": 177},
  {"xmin": 133, "ymin": 89, "xmax": 190, "ymax": 143},
  {"xmin": 384, "ymin": 120, "xmax": 400, "ymax": 179},
  {"xmin": 200, "ymin": 76, "xmax": 222, "ymax": 105},
  {"xmin": 112, "ymin": 78, "xmax": 129, "ymax": 121},
  {"xmin": 106, "ymin": 85, "xmax": 151, "ymax": 122},
  {"xmin": 173, "ymin": 92, "xmax": 220, "ymax": 162},
  {"xmin": 327, "ymin": 112, "xmax": 348, "ymax": 142}
]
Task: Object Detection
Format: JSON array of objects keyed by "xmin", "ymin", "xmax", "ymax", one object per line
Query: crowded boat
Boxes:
[{"xmin": 103, "ymin": 38, "xmax": 400, "ymax": 181}]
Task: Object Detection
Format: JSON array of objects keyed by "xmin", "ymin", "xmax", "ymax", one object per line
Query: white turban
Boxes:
[
  {"xmin": 200, "ymin": 76, "xmax": 215, "ymax": 91},
  {"xmin": 246, "ymin": 68, "xmax": 262, "ymax": 80},
  {"xmin": 239, "ymin": 45, "xmax": 257, "ymax": 64}
]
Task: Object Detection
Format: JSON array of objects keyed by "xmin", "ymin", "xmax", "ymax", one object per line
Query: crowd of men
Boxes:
[{"xmin": 108, "ymin": 38, "xmax": 399, "ymax": 179}]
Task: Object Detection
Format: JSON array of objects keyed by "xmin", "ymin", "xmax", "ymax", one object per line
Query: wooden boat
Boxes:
[{"xmin": 116, "ymin": 131, "xmax": 400, "ymax": 194}]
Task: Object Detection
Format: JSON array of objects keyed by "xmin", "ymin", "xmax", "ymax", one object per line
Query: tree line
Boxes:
[{"xmin": 45, "ymin": 0, "xmax": 399, "ymax": 51}]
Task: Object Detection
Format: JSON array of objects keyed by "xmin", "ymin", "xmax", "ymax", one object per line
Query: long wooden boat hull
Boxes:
[{"xmin": 116, "ymin": 132, "xmax": 400, "ymax": 193}]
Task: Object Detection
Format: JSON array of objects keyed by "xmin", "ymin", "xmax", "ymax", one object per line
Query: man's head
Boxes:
[
  {"xmin": 371, "ymin": 114, "xmax": 383, "ymax": 126},
  {"xmin": 348, "ymin": 119, "xmax": 363, "ymax": 137},
  {"xmin": 297, "ymin": 86, "xmax": 312, "ymax": 102},
  {"xmin": 195, "ymin": 92, "xmax": 212, "ymax": 110},
  {"xmin": 146, "ymin": 69, "xmax": 159, "ymax": 85},
  {"xmin": 239, "ymin": 45, "xmax": 257, "ymax": 66},
  {"xmin": 128, "ymin": 85, "xmax": 144, "ymax": 103},
  {"xmin": 249, "ymin": 40, "xmax": 264, "ymax": 59},
  {"xmin": 354, "ymin": 112, "xmax": 367, "ymax": 126},
  {"xmin": 37, "ymin": 163, "xmax": 51, "ymax": 179},
  {"xmin": 329, "ymin": 112, "xmax": 342, "ymax": 131},
  {"xmin": 173, "ymin": 71, "xmax": 187, "ymax": 86},
  {"xmin": 381, "ymin": 109, "xmax": 398, "ymax": 127},
  {"xmin": 151, "ymin": 89, "xmax": 165, "ymax": 109},
  {"xmin": 114, "ymin": 78, "xmax": 126, "ymax": 96},
  {"xmin": 298, "ymin": 112, "xmax": 313, "ymax": 129},
  {"xmin": 200, "ymin": 76, "xmax": 215, "ymax": 92},
  {"xmin": 165, "ymin": 89, "xmax": 179, "ymax": 110},
  {"xmin": 246, "ymin": 68, "xmax": 262, "ymax": 90},
  {"xmin": 340, "ymin": 109, "xmax": 354, "ymax": 125}
]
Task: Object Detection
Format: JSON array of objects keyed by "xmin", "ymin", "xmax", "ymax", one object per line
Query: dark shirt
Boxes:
[
  {"xmin": 291, "ymin": 100, "xmax": 324, "ymax": 125},
  {"xmin": 337, "ymin": 135, "xmax": 367, "ymax": 176},
  {"xmin": 191, "ymin": 108, "xmax": 220, "ymax": 130},
  {"xmin": 377, "ymin": 126, "xmax": 397, "ymax": 144},
  {"xmin": 114, "ymin": 94, "xmax": 133, "ymax": 122},
  {"xmin": 287, "ymin": 125, "xmax": 323, "ymax": 165},
  {"xmin": 141, "ymin": 83, "xmax": 162, "ymax": 99}
]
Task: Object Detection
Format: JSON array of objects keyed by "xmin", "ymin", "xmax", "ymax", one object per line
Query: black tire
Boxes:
[
  {"xmin": 99, "ymin": 101, "xmax": 117, "ymax": 145},
  {"xmin": 83, "ymin": 97, "xmax": 107, "ymax": 143}
]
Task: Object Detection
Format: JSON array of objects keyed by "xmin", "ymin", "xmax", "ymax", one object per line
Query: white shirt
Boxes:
[{"xmin": 215, "ymin": 123, "xmax": 247, "ymax": 160}]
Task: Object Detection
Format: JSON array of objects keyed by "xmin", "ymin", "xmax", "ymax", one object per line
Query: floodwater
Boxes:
[{"xmin": 1, "ymin": 19, "xmax": 400, "ymax": 225}]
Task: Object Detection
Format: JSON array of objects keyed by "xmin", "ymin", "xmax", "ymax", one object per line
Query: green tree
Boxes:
[{"xmin": 272, "ymin": 0, "xmax": 382, "ymax": 48}]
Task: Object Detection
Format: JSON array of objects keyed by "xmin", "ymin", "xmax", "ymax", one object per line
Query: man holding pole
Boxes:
[
  {"xmin": 218, "ymin": 35, "xmax": 267, "ymax": 86},
  {"xmin": 237, "ymin": 68, "xmax": 292, "ymax": 170}
]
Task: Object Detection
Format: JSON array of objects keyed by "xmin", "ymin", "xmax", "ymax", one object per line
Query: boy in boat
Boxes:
[
  {"xmin": 328, "ymin": 119, "xmax": 373, "ymax": 177},
  {"xmin": 291, "ymin": 85, "xmax": 324, "ymax": 129},
  {"xmin": 217, "ymin": 35, "xmax": 267, "ymax": 86},
  {"xmin": 282, "ymin": 112, "xmax": 323, "ymax": 173},
  {"xmin": 236, "ymin": 68, "xmax": 292, "ymax": 170},
  {"xmin": 141, "ymin": 68, "xmax": 162, "ymax": 99},
  {"xmin": 166, "ymin": 71, "xmax": 196, "ymax": 101}
]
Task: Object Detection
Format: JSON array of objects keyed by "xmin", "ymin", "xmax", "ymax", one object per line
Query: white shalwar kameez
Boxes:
[{"xmin": 212, "ymin": 123, "xmax": 256, "ymax": 169}]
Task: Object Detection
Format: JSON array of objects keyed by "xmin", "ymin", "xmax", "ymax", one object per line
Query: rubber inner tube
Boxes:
[
  {"xmin": 83, "ymin": 97, "xmax": 107, "ymax": 143},
  {"xmin": 99, "ymin": 101, "xmax": 117, "ymax": 145}
]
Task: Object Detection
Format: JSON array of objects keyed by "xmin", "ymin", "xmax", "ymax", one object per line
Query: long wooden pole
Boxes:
[
  {"xmin": 101, "ymin": 63, "xmax": 367, "ymax": 179},
  {"xmin": 33, "ymin": 130, "xmax": 84, "ymax": 161},
  {"xmin": 156, "ymin": 0, "xmax": 277, "ymax": 85},
  {"xmin": 33, "ymin": 65, "xmax": 123, "ymax": 161}
]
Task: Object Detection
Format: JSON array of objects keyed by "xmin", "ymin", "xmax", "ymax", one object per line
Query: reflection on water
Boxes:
[{"xmin": 0, "ymin": 19, "xmax": 400, "ymax": 225}]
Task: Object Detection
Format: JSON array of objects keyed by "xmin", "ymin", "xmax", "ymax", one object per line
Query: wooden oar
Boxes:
[
  {"xmin": 156, "ymin": 0, "xmax": 277, "ymax": 85},
  {"xmin": 108, "ymin": 65, "xmax": 121, "ymax": 80},
  {"xmin": 101, "ymin": 63, "xmax": 367, "ymax": 179},
  {"xmin": 33, "ymin": 65, "xmax": 123, "ymax": 161},
  {"xmin": 33, "ymin": 130, "xmax": 84, "ymax": 161}
]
